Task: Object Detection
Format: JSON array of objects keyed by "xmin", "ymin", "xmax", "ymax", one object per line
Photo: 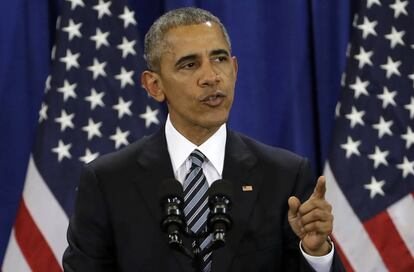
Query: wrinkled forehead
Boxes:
[{"xmin": 162, "ymin": 22, "xmax": 230, "ymax": 55}]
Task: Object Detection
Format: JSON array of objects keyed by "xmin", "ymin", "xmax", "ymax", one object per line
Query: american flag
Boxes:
[
  {"xmin": 1, "ymin": 0, "xmax": 163, "ymax": 270},
  {"xmin": 325, "ymin": 0, "xmax": 414, "ymax": 271}
]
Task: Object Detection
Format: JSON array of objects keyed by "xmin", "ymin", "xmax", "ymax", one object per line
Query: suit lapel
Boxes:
[
  {"xmin": 212, "ymin": 131, "xmax": 263, "ymax": 272},
  {"xmin": 134, "ymin": 129, "xmax": 193, "ymax": 272},
  {"xmin": 135, "ymin": 129, "xmax": 174, "ymax": 225}
]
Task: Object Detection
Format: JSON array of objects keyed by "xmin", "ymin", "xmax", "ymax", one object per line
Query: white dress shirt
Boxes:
[
  {"xmin": 164, "ymin": 115, "xmax": 334, "ymax": 271},
  {"xmin": 165, "ymin": 115, "xmax": 226, "ymax": 185}
]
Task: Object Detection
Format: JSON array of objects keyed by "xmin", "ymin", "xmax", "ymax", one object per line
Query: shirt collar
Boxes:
[{"xmin": 165, "ymin": 115, "xmax": 226, "ymax": 175}]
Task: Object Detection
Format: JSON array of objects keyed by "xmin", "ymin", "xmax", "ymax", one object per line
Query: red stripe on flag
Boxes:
[
  {"xmin": 14, "ymin": 200, "xmax": 62, "ymax": 272},
  {"xmin": 331, "ymin": 236, "xmax": 354, "ymax": 272},
  {"xmin": 364, "ymin": 210, "xmax": 414, "ymax": 272}
]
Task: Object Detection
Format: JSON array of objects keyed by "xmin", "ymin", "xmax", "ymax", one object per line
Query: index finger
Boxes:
[{"xmin": 311, "ymin": 176, "xmax": 326, "ymax": 200}]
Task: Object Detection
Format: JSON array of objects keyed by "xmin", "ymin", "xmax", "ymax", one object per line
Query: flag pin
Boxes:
[{"xmin": 242, "ymin": 185, "xmax": 253, "ymax": 192}]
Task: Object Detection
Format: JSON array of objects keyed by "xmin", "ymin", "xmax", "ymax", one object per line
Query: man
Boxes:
[{"xmin": 63, "ymin": 7, "xmax": 344, "ymax": 272}]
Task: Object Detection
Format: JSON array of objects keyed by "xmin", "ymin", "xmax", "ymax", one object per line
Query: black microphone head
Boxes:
[
  {"xmin": 158, "ymin": 179, "xmax": 184, "ymax": 204},
  {"xmin": 208, "ymin": 179, "xmax": 233, "ymax": 235},
  {"xmin": 208, "ymin": 179, "xmax": 233, "ymax": 201}
]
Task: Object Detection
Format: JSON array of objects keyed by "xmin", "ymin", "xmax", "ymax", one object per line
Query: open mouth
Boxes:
[{"xmin": 200, "ymin": 91, "xmax": 227, "ymax": 107}]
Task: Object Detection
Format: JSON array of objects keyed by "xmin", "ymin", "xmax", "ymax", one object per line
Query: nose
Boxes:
[{"xmin": 198, "ymin": 62, "xmax": 220, "ymax": 87}]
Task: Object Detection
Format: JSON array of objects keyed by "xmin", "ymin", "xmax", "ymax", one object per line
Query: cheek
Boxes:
[
  {"xmin": 219, "ymin": 63, "xmax": 237, "ymax": 78},
  {"xmin": 169, "ymin": 90, "xmax": 199, "ymax": 113}
]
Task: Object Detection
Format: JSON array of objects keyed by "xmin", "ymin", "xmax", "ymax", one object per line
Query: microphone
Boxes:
[
  {"xmin": 159, "ymin": 179, "xmax": 185, "ymax": 250},
  {"xmin": 207, "ymin": 179, "xmax": 233, "ymax": 249}
]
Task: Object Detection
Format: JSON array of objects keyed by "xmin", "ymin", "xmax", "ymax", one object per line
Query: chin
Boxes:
[{"xmin": 200, "ymin": 115, "xmax": 228, "ymax": 130}]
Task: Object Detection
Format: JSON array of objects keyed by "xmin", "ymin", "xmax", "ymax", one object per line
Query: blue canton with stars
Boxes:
[
  {"xmin": 329, "ymin": 0, "xmax": 414, "ymax": 221},
  {"xmin": 32, "ymin": 0, "xmax": 164, "ymax": 216}
]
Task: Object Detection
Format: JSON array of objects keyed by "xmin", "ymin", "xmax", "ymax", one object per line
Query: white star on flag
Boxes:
[
  {"xmin": 57, "ymin": 80, "xmax": 77, "ymax": 101},
  {"xmin": 118, "ymin": 7, "xmax": 137, "ymax": 28},
  {"xmin": 372, "ymin": 116, "xmax": 393, "ymax": 138},
  {"xmin": 56, "ymin": 16, "xmax": 61, "ymax": 29},
  {"xmin": 377, "ymin": 86, "xmax": 397, "ymax": 109},
  {"xmin": 52, "ymin": 140, "xmax": 72, "ymax": 162},
  {"xmin": 345, "ymin": 106, "xmax": 365, "ymax": 128},
  {"xmin": 82, "ymin": 118, "xmax": 103, "ymax": 140},
  {"xmin": 354, "ymin": 47, "xmax": 373, "ymax": 68},
  {"xmin": 341, "ymin": 72, "xmax": 346, "ymax": 87},
  {"xmin": 79, "ymin": 148, "xmax": 100, "ymax": 164},
  {"xmin": 62, "ymin": 19, "xmax": 82, "ymax": 41},
  {"xmin": 341, "ymin": 136, "xmax": 362, "ymax": 158},
  {"xmin": 139, "ymin": 105, "xmax": 160, "ymax": 128},
  {"xmin": 367, "ymin": 0, "xmax": 381, "ymax": 8},
  {"xmin": 357, "ymin": 16, "xmax": 378, "ymax": 39},
  {"xmin": 364, "ymin": 177, "xmax": 386, "ymax": 199},
  {"xmin": 368, "ymin": 146, "xmax": 389, "ymax": 168},
  {"xmin": 90, "ymin": 28, "xmax": 110, "ymax": 50},
  {"xmin": 51, "ymin": 45, "xmax": 56, "ymax": 60},
  {"xmin": 110, "ymin": 127, "xmax": 130, "ymax": 149},
  {"xmin": 66, "ymin": 0, "xmax": 85, "ymax": 10},
  {"xmin": 380, "ymin": 57, "xmax": 401, "ymax": 78},
  {"xmin": 404, "ymin": 97, "xmax": 414, "ymax": 119},
  {"xmin": 93, "ymin": 0, "xmax": 112, "ymax": 19},
  {"xmin": 45, "ymin": 75, "xmax": 51, "ymax": 92},
  {"xmin": 408, "ymin": 72, "xmax": 414, "ymax": 88},
  {"xmin": 115, "ymin": 67, "xmax": 134, "ymax": 89},
  {"xmin": 335, "ymin": 102, "xmax": 341, "ymax": 118},
  {"xmin": 396, "ymin": 156, "xmax": 414, "ymax": 178},
  {"xmin": 60, "ymin": 49, "xmax": 80, "ymax": 71},
  {"xmin": 55, "ymin": 110, "xmax": 75, "ymax": 132},
  {"xmin": 39, "ymin": 103, "xmax": 48, "ymax": 123},
  {"xmin": 401, "ymin": 127, "xmax": 414, "ymax": 149},
  {"xmin": 346, "ymin": 42, "xmax": 351, "ymax": 57},
  {"xmin": 87, "ymin": 58, "xmax": 107, "ymax": 80},
  {"xmin": 117, "ymin": 37, "xmax": 137, "ymax": 58},
  {"xmin": 112, "ymin": 97, "xmax": 132, "ymax": 118},
  {"xmin": 385, "ymin": 27, "xmax": 405, "ymax": 48},
  {"xmin": 389, "ymin": 0, "xmax": 408, "ymax": 18},
  {"xmin": 84, "ymin": 88, "xmax": 105, "ymax": 110},
  {"xmin": 349, "ymin": 76, "xmax": 369, "ymax": 98}
]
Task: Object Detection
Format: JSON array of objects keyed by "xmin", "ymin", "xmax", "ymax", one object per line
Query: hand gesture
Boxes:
[{"xmin": 288, "ymin": 176, "xmax": 333, "ymax": 256}]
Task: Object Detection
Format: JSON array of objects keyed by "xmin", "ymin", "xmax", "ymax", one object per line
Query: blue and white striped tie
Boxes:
[{"xmin": 183, "ymin": 149, "xmax": 212, "ymax": 272}]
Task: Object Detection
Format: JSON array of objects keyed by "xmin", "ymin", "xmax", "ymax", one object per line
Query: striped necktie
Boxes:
[{"xmin": 183, "ymin": 149, "xmax": 212, "ymax": 272}]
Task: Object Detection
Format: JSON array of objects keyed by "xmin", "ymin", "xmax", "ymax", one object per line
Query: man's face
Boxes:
[{"xmin": 154, "ymin": 22, "xmax": 238, "ymax": 137}]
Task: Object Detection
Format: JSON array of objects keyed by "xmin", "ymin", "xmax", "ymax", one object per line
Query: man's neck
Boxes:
[
  {"xmin": 175, "ymin": 125, "xmax": 220, "ymax": 146},
  {"xmin": 169, "ymin": 116, "xmax": 222, "ymax": 146}
]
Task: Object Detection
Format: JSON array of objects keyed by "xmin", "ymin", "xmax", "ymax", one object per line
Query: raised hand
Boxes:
[{"xmin": 288, "ymin": 176, "xmax": 333, "ymax": 256}]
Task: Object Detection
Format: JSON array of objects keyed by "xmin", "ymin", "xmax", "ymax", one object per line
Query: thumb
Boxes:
[
  {"xmin": 311, "ymin": 176, "xmax": 326, "ymax": 200},
  {"xmin": 288, "ymin": 196, "xmax": 301, "ymax": 219}
]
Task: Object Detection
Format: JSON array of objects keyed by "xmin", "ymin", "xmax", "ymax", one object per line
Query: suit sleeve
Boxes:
[{"xmin": 62, "ymin": 164, "xmax": 116, "ymax": 272}]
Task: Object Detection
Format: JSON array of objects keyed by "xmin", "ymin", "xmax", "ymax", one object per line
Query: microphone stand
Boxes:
[
  {"xmin": 160, "ymin": 179, "xmax": 233, "ymax": 272},
  {"xmin": 166, "ymin": 226, "xmax": 228, "ymax": 272}
]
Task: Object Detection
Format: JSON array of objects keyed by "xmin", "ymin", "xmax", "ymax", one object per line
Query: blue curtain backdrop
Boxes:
[{"xmin": 0, "ymin": 0, "xmax": 351, "ymax": 263}]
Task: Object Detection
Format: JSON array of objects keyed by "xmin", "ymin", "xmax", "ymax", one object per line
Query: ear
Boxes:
[
  {"xmin": 141, "ymin": 70, "xmax": 165, "ymax": 102},
  {"xmin": 231, "ymin": 56, "xmax": 238, "ymax": 79}
]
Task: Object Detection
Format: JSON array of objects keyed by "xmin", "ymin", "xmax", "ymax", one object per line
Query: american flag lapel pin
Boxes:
[{"xmin": 242, "ymin": 185, "xmax": 253, "ymax": 192}]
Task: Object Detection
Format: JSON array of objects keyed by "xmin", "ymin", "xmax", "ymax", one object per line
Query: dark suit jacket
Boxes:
[{"xmin": 63, "ymin": 128, "xmax": 344, "ymax": 271}]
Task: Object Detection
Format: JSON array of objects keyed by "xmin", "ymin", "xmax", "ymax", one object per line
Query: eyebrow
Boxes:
[
  {"xmin": 174, "ymin": 49, "xmax": 230, "ymax": 68},
  {"xmin": 210, "ymin": 49, "xmax": 230, "ymax": 57}
]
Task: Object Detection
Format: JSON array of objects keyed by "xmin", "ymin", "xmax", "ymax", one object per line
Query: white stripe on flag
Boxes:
[
  {"xmin": 2, "ymin": 230, "xmax": 31, "ymax": 272},
  {"xmin": 22, "ymin": 156, "xmax": 69, "ymax": 265},
  {"xmin": 324, "ymin": 162, "xmax": 387, "ymax": 272},
  {"xmin": 387, "ymin": 193, "xmax": 414, "ymax": 257}
]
